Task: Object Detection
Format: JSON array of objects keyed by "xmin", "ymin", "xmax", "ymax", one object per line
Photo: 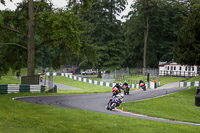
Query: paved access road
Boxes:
[{"xmin": 15, "ymin": 86, "xmax": 200, "ymax": 126}]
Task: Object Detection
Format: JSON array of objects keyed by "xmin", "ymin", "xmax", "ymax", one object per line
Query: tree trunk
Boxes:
[
  {"xmin": 97, "ymin": 71, "xmax": 102, "ymax": 78},
  {"xmin": 143, "ymin": 15, "xmax": 149, "ymax": 74},
  {"xmin": 27, "ymin": 0, "xmax": 35, "ymax": 76},
  {"xmin": 110, "ymin": 0, "xmax": 113, "ymax": 23}
]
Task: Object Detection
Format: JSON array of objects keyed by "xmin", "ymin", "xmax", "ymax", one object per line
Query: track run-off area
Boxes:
[{"xmin": 14, "ymin": 85, "xmax": 200, "ymax": 126}]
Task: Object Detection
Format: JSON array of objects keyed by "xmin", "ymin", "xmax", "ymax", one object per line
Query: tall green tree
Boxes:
[
  {"xmin": 124, "ymin": 0, "xmax": 188, "ymax": 69},
  {"xmin": 0, "ymin": 0, "xmax": 88, "ymax": 77},
  {"xmin": 68, "ymin": 0, "xmax": 127, "ymax": 76},
  {"xmin": 87, "ymin": 0, "xmax": 127, "ymax": 72},
  {"xmin": 175, "ymin": 3, "xmax": 200, "ymax": 65}
]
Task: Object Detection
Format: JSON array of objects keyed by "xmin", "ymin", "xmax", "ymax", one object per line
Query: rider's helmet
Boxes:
[
  {"xmin": 124, "ymin": 81, "xmax": 127, "ymax": 83},
  {"xmin": 116, "ymin": 83, "xmax": 119, "ymax": 86}
]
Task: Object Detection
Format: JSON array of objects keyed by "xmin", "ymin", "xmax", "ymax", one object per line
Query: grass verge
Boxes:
[
  {"xmin": 0, "ymin": 93, "xmax": 200, "ymax": 132},
  {"xmin": 53, "ymin": 76, "xmax": 112, "ymax": 94},
  {"xmin": 185, "ymin": 76, "xmax": 200, "ymax": 82},
  {"xmin": 159, "ymin": 76, "xmax": 185, "ymax": 86},
  {"xmin": 0, "ymin": 76, "xmax": 20, "ymax": 84},
  {"xmin": 121, "ymin": 87, "xmax": 200, "ymax": 124}
]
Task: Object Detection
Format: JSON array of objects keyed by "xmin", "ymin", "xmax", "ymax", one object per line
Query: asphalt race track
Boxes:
[{"xmin": 14, "ymin": 87, "xmax": 200, "ymax": 126}]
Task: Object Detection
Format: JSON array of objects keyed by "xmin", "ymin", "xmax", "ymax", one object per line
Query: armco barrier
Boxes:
[
  {"xmin": 46, "ymin": 72, "xmax": 160, "ymax": 89},
  {"xmin": 179, "ymin": 81, "xmax": 200, "ymax": 87},
  {"xmin": 0, "ymin": 84, "xmax": 45, "ymax": 94}
]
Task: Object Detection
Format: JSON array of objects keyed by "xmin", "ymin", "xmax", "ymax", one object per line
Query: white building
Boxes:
[{"xmin": 159, "ymin": 62, "xmax": 199, "ymax": 77}]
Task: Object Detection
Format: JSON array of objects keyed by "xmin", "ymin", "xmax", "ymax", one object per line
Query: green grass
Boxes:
[
  {"xmin": 0, "ymin": 76, "xmax": 20, "ymax": 84},
  {"xmin": 159, "ymin": 76, "xmax": 185, "ymax": 86},
  {"xmin": 186, "ymin": 76, "xmax": 200, "ymax": 82},
  {"xmin": 53, "ymin": 76, "xmax": 112, "ymax": 94},
  {"xmin": 6, "ymin": 68, "xmax": 28, "ymax": 76},
  {"xmin": 1, "ymin": 72, "xmax": 200, "ymax": 132},
  {"xmin": 121, "ymin": 87, "xmax": 200, "ymax": 124},
  {"xmin": 0, "ymin": 93, "xmax": 200, "ymax": 132}
]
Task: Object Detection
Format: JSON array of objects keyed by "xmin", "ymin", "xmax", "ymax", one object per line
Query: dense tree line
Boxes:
[{"xmin": 0, "ymin": 0, "xmax": 199, "ymax": 77}]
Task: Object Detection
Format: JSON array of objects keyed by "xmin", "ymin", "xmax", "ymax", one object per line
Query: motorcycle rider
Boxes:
[
  {"xmin": 122, "ymin": 81, "xmax": 130, "ymax": 94},
  {"xmin": 118, "ymin": 93, "xmax": 124, "ymax": 103},
  {"xmin": 123, "ymin": 81, "xmax": 128, "ymax": 87},
  {"xmin": 123, "ymin": 81, "xmax": 129, "ymax": 90},
  {"xmin": 113, "ymin": 83, "xmax": 121, "ymax": 93},
  {"xmin": 139, "ymin": 80, "xmax": 145, "ymax": 85},
  {"xmin": 119, "ymin": 82, "xmax": 123, "ymax": 90},
  {"xmin": 107, "ymin": 93, "xmax": 124, "ymax": 110},
  {"xmin": 139, "ymin": 80, "xmax": 146, "ymax": 91}
]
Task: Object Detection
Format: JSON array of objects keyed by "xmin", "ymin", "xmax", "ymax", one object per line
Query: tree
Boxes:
[
  {"xmin": 27, "ymin": 0, "xmax": 35, "ymax": 76},
  {"xmin": 87, "ymin": 0, "xmax": 127, "ymax": 72},
  {"xmin": 175, "ymin": 3, "xmax": 200, "ymax": 65},
  {"xmin": 0, "ymin": 0, "xmax": 88, "ymax": 77},
  {"xmin": 124, "ymin": 0, "xmax": 188, "ymax": 69},
  {"xmin": 68, "ymin": 0, "xmax": 127, "ymax": 78}
]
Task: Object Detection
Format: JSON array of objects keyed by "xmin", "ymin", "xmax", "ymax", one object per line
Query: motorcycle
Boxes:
[
  {"xmin": 120, "ymin": 83, "xmax": 123, "ymax": 90},
  {"xmin": 106, "ymin": 94, "xmax": 123, "ymax": 110},
  {"xmin": 123, "ymin": 85, "xmax": 129, "ymax": 95},
  {"xmin": 40, "ymin": 77, "xmax": 43, "ymax": 82},
  {"xmin": 112, "ymin": 87, "xmax": 119, "ymax": 96},
  {"xmin": 140, "ymin": 83, "xmax": 146, "ymax": 91}
]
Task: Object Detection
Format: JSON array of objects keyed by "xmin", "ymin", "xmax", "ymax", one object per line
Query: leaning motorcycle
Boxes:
[
  {"xmin": 123, "ymin": 85, "xmax": 129, "ymax": 95},
  {"xmin": 112, "ymin": 87, "xmax": 119, "ymax": 96},
  {"xmin": 106, "ymin": 94, "xmax": 124, "ymax": 110},
  {"xmin": 140, "ymin": 83, "xmax": 146, "ymax": 91}
]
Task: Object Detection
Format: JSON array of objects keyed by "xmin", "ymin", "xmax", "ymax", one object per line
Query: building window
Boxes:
[
  {"xmin": 185, "ymin": 67, "xmax": 187, "ymax": 71},
  {"xmin": 168, "ymin": 66, "xmax": 169, "ymax": 70},
  {"xmin": 171, "ymin": 66, "xmax": 173, "ymax": 71},
  {"xmin": 179, "ymin": 66, "xmax": 182, "ymax": 71},
  {"xmin": 174, "ymin": 66, "xmax": 176, "ymax": 70},
  {"xmin": 192, "ymin": 67, "xmax": 194, "ymax": 71}
]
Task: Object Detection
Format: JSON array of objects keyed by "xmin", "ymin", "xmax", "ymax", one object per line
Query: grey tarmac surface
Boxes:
[{"xmin": 15, "ymin": 85, "xmax": 200, "ymax": 126}]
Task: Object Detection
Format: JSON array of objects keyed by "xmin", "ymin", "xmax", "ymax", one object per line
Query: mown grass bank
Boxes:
[
  {"xmin": 121, "ymin": 87, "xmax": 200, "ymax": 124},
  {"xmin": 0, "ymin": 93, "xmax": 200, "ymax": 132},
  {"xmin": 53, "ymin": 76, "xmax": 111, "ymax": 94},
  {"xmin": 0, "ymin": 76, "xmax": 20, "ymax": 84},
  {"xmin": 186, "ymin": 76, "xmax": 200, "ymax": 82}
]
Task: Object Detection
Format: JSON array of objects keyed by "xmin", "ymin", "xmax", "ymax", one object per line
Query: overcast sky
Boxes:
[{"xmin": 0, "ymin": 0, "xmax": 132, "ymax": 21}]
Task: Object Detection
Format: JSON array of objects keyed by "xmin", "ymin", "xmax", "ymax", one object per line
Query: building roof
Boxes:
[{"xmin": 159, "ymin": 61, "xmax": 168, "ymax": 66}]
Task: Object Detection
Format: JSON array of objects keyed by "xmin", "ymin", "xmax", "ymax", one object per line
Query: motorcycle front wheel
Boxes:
[{"xmin": 110, "ymin": 103, "xmax": 116, "ymax": 110}]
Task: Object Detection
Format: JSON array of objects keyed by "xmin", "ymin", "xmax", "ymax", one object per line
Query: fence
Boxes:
[
  {"xmin": 179, "ymin": 81, "xmax": 200, "ymax": 87},
  {"xmin": 46, "ymin": 72, "xmax": 160, "ymax": 89},
  {"xmin": 135, "ymin": 68, "xmax": 159, "ymax": 76},
  {"xmin": 159, "ymin": 71, "xmax": 196, "ymax": 77},
  {"xmin": 102, "ymin": 67, "xmax": 129, "ymax": 82},
  {"xmin": 0, "ymin": 84, "xmax": 45, "ymax": 94}
]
